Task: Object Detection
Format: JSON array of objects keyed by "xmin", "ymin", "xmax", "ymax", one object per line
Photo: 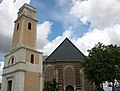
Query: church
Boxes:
[{"xmin": 1, "ymin": 3, "xmax": 94, "ymax": 91}]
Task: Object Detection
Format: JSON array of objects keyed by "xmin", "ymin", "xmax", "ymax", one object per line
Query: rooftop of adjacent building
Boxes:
[{"xmin": 44, "ymin": 38, "xmax": 86, "ymax": 62}]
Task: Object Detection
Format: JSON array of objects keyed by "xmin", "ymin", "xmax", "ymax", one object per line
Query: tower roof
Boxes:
[
  {"xmin": 45, "ymin": 38, "xmax": 86, "ymax": 62},
  {"xmin": 19, "ymin": 3, "xmax": 36, "ymax": 13}
]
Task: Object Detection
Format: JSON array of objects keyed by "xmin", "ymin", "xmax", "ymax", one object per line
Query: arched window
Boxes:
[
  {"xmin": 44, "ymin": 66, "xmax": 54, "ymax": 81},
  {"xmin": 64, "ymin": 66, "xmax": 75, "ymax": 87},
  {"xmin": 28, "ymin": 22, "xmax": 31, "ymax": 30},
  {"xmin": 17, "ymin": 23, "xmax": 19, "ymax": 31},
  {"xmin": 30, "ymin": 54, "xmax": 34, "ymax": 64},
  {"xmin": 8, "ymin": 56, "xmax": 16, "ymax": 65}
]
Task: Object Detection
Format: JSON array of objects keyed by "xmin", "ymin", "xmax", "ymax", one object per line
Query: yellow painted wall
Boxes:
[{"xmin": 24, "ymin": 71, "xmax": 40, "ymax": 91}]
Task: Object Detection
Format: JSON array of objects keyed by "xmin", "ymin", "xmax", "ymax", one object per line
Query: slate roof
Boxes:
[{"xmin": 45, "ymin": 38, "xmax": 86, "ymax": 62}]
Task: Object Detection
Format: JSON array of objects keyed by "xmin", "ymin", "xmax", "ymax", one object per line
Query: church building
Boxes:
[
  {"xmin": 1, "ymin": 3, "xmax": 94, "ymax": 91},
  {"xmin": 43, "ymin": 38, "xmax": 94, "ymax": 91}
]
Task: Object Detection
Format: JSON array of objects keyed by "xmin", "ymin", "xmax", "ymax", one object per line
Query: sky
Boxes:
[{"xmin": 0, "ymin": 0, "xmax": 120, "ymax": 90}]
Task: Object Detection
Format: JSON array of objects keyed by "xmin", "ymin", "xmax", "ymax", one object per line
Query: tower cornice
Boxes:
[
  {"xmin": 14, "ymin": 14, "xmax": 38, "ymax": 23},
  {"xmin": 19, "ymin": 3, "xmax": 36, "ymax": 13},
  {"xmin": 5, "ymin": 46, "xmax": 43, "ymax": 57}
]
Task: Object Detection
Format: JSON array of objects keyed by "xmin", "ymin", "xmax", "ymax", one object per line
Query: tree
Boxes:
[
  {"xmin": 43, "ymin": 79, "xmax": 59, "ymax": 91},
  {"xmin": 105, "ymin": 44, "xmax": 120, "ymax": 91},
  {"xmin": 81, "ymin": 42, "xmax": 120, "ymax": 91}
]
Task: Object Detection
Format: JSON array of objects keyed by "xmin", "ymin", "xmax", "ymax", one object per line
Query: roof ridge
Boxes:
[{"xmin": 45, "ymin": 38, "xmax": 85, "ymax": 62}]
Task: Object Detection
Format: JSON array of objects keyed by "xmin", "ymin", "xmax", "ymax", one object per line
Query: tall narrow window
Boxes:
[
  {"xmin": 28, "ymin": 22, "xmax": 31, "ymax": 30},
  {"xmin": 30, "ymin": 54, "xmax": 34, "ymax": 64},
  {"xmin": 17, "ymin": 23, "xmax": 19, "ymax": 30},
  {"xmin": 11, "ymin": 58, "xmax": 14, "ymax": 64},
  {"xmin": 7, "ymin": 80, "xmax": 12, "ymax": 91}
]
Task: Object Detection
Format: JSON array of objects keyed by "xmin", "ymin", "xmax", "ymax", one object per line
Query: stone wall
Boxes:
[{"xmin": 43, "ymin": 61, "xmax": 94, "ymax": 91}]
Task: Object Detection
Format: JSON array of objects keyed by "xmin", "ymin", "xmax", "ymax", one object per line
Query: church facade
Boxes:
[
  {"xmin": 1, "ymin": 3, "xmax": 94, "ymax": 91},
  {"xmin": 43, "ymin": 38, "xmax": 94, "ymax": 91}
]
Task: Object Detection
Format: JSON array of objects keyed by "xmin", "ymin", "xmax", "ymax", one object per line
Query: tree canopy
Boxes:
[{"xmin": 81, "ymin": 42, "xmax": 120, "ymax": 91}]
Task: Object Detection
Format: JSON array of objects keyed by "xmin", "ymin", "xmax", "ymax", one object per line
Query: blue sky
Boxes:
[
  {"xmin": 30, "ymin": 0, "xmax": 90, "ymax": 41},
  {"xmin": 30, "ymin": 0, "xmax": 70, "ymax": 40},
  {"xmin": 0, "ymin": 58, "xmax": 3, "ymax": 62}
]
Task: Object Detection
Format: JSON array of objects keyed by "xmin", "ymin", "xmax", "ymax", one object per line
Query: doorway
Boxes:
[
  {"xmin": 66, "ymin": 85, "xmax": 74, "ymax": 91},
  {"xmin": 7, "ymin": 80, "xmax": 12, "ymax": 91}
]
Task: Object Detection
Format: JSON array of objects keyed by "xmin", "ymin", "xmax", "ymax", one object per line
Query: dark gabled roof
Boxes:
[{"xmin": 45, "ymin": 38, "xmax": 86, "ymax": 62}]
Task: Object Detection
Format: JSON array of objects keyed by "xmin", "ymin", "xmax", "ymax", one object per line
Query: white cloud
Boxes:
[
  {"xmin": 37, "ymin": 21, "xmax": 53, "ymax": 50},
  {"xmin": 43, "ymin": 27, "xmax": 73, "ymax": 55},
  {"xmin": 70, "ymin": 0, "xmax": 120, "ymax": 29},
  {"xmin": 70, "ymin": 0, "xmax": 120, "ymax": 56},
  {"xmin": 0, "ymin": 62, "xmax": 4, "ymax": 83},
  {"xmin": 0, "ymin": 0, "xmax": 30, "ymax": 36},
  {"xmin": 75, "ymin": 24, "xmax": 120, "ymax": 55},
  {"xmin": 70, "ymin": 0, "xmax": 89, "ymax": 24}
]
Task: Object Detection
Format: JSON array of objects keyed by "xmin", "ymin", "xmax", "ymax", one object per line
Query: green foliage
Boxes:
[
  {"xmin": 43, "ymin": 79, "xmax": 59, "ymax": 91},
  {"xmin": 81, "ymin": 42, "xmax": 120, "ymax": 91}
]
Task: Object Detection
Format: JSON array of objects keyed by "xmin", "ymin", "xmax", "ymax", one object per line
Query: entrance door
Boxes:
[
  {"xmin": 7, "ymin": 80, "xmax": 12, "ymax": 91},
  {"xmin": 66, "ymin": 85, "xmax": 74, "ymax": 91}
]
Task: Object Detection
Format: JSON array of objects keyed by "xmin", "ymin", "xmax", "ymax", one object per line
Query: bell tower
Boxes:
[
  {"xmin": 2, "ymin": 3, "xmax": 43, "ymax": 91},
  {"xmin": 12, "ymin": 3, "xmax": 37, "ymax": 49}
]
